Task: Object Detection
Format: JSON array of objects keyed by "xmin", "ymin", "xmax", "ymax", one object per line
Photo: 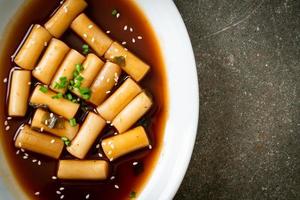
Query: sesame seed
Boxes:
[
  {"xmin": 5, "ymin": 126, "xmax": 10, "ymax": 131},
  {"xmin": 50, "ymin": 113, "xmax": 54, "ymax": 118},
  {"xmin": 130, "ymin": 27, "xmax": 133, "ymax": 32},
  {"xmin": 133, "ymin": 162, "xmax": 138, "ymax": 166},
  {"xmin": 59, "ymin": 187, "xmax": 65, "ymax": 191},
  {"xmin": 149, "ymin": 145, "xmax": 152, "ymax": 149},
  {"xmin": 36, "ymin": 25, "xmax": 41, "ymax": 28},
  {"xmin": 28, "ymin": 82, "xmax": 31, "ymax": 85},
  {"xmin": 23, "ymin": 156, "xmax": 28, "ymax": 160},
  {"xmin": 34, "ymin": 192, "xmax": 40, "ymax": 196},
  {"xmin": 16, "ymin": 150, "xmax": 20, "ymax": 155},
  {"xmin": 106, "ymin": 30, "xmax": 111, "ymax": 34},
  {"xmin": 124, "ymin": 48, "xmax": 128, "ymax": 51},
  {"xmin": 114, "ymin": 132, "xmax": 118, "ymax": 135},
  {"xmin": 83, "ymin": 33, "xmax": 88, "ymax": 38},
  {"xmin": 110, "ymin": 158, "xmax": 113, "ymax": 161},
  {"xmin": 114, "ymin": 184, "xmax": 119, "ymax": 189},
  {"xmin": 7, "ymin": 117, "xmax": 12, "ymax": 120},
  {"xmin": 50, "ymin": 139, "xmax": 55, "ymax": 144},
  {"xmin": 138, "ymin": 36, "xmax": 143, "ymax": 40},
  {"xmin": 38, "ymin": 161, "xmax": 42, "ymax": 165},
  {"xmin": 60, "ymin": 0, "xmax": 64, "ymax": 4},
  {"xmin": 85, "ymin": 194, "xmax": 90, "ymax": 199},
  {"xmin": 110, "ymin": 176, "xmax": 115, "ymax": 180},
  {"xmin": 63, "ymin": 6, "xmax": 68, "ymax": 13},
  {"xmin": 121, "ymin": 41, "xmax": 127, "ymax": 45},
  {"xmin": 3, "ymin": 78, "xmax": 7, "ymax": 83},
  {"xmin": 56, "ymin": 191, "xmax": 61, "ymax": 195},
  {"xmin": 132, "ymin": 38, "xmax": 136, "ymax": 43},
  {"xmin": 123, "ymin": 25, "xmax": 128, "ymax": 31},
  {"xmin": 40, "ymin": 127, "xmax": 44, "ymax": 132},
  {"xmin": 52, "ymin": 176, "xmax": 57, "ymax": 180},
  {"xmin": 32, "ymin": 159, "xmax": 37, "ymax": 163},
  {"xmin": 106, "ymin": 90, "xmax": 111, "ymax": 94},
  {"xmin": 88, "ymin": 24, "xmax": 93, "ymax": 29},
  {"xmin": 60, "ymin": 195, "xmax": 64, "ymax": 199},
  {"xmin": 4, "ymin": 120, "xmax": 8, "ymax": 126},
  {"xmin": 98, "ymin": 153, "xmax": 103, "ymax": 158},
  {"xmin": 91, "ymin": 37, "xmax": 95, "ymax": 43},
  {"xmin": 116, "ymin": 13, "xmax": 120, "ymax": 18},
  {"xmin": 21, "ymin": 148, "xmax": 25, "ymax": 152},
  {"xmin": 24, "ymin": 153, "xmax": 29, "ymax": 157},
  {"xmin": 96, "ymin": 144, "xmax": 100, "ymax": 149},
  {"xmin": 108, "ymin": 151, "xmax": 112, "ymax": 155}
]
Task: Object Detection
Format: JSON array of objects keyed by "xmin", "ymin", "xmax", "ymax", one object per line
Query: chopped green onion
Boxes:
[
  {"xmin": 79, "ymin": 87, "xmax": 91, "ymax": 100},
  {"xmin": 76, "ymin": 64, "xmax": 83, "ymax": 72},
  {"xmin": 130, "ymin": 191, "xmax": 136, "ymax": 199},
  {"xmin": 112, "ymin": 9, "xmax": 118, "ymax": 16},
  {"xmin": 82, "ymin": 44, "xmax": 89, "ymax": 54},
  {"xmin": 61, "ymin": 136, "xmax": 71, "ymax": 146},
  {"xmin": 69, "ymin": 118, "xmax": 77, "ymax": 127},
  {"xmin": 39, "ymin": 85, "xmax": 48, "ymax": 93},
  {"xmin": 75, "ymin": 75, "xmax": 84, "ymax": 81},
  {"xmin": 54, "ymin": 76, "xmax": 68, "ymax": 89},
  {"xmin": 66, "ymin": 93, "xmax": 73, "ymax": 100},
  {"xmin": 111, "ymin": 56, "xmax": 126, "ymax": 67},
  {"xmin": 52, "ymin": 92, "xmax": 63, "ymax": 99}
]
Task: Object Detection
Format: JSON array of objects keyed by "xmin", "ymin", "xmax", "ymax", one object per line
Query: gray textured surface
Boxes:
[{"xmin": 173, "ymin": 0, "xmax": 299, "ymax": 199}]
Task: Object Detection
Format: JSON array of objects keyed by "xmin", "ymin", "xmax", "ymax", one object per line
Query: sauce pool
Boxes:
[{"xmin": 0, "ymin": 0, "xmax": 168, "ymax": 199}]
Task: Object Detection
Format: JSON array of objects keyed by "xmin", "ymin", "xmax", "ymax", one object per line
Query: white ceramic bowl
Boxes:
[{"xmin": 0, "ymin": 0, "xmax": 199, "ymax": 199}]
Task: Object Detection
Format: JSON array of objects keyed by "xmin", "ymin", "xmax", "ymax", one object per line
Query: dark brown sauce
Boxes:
[{"xmin": 0, "ymin": 0, "xmax": 168, "ymax": 200}]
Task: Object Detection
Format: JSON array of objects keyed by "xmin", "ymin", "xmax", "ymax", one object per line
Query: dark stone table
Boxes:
[{"xmin": 173, "ymin": 0, "xmax": 299, "ymax": 199}]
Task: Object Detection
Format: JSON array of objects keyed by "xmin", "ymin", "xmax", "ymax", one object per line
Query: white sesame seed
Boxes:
[
  {"xmin": 110, "ymin": 158, "xmax": 113, "ymax": 161},
  {"xmin": 149, "ymin": 145, "xmax": 152, "ymax": 149},
  {"xmin": 98, "ymin": 153, "xmax": 103, "ymax": 158},
  {"xmin": 16, "ymin": 150, "xmax": 20, "ymax": 155},
  {"xmin": 60, "ymin": 0, "xmax": 64, "ymax": 4},
  {"xmin": 124, "ymin": 48, "xmax": 128, "ymax": 51},
  {"xmin": 38, "ymin": 161, "xmax": 42, "ymax": 165},
  {"xmin": 114, "ymin": 132, "xmax": 118, "ymax": 135},
  {"xmin": 110, "ymin": 176, "xmax": 115, "ymax": 180},
  {"xmin": 3, "ymin": 78, "xmax": 7, "ymax": 83},
  {"xmin": 96, "ymin": 144, "xmax": 100, "ymax": 149},
  {"xmin": 83, "ymin": 33, "xmax": 88, "ymax": 38},
  {"xmin": 52, "ymin": 176, "xmax": 57, "ymax": 180},
  {"xmin": 5, "ymin": 126, "xmax": 10, "ymax": 131},
  {"xmin": 59, "ymin": 187, "xmax": 65, "ymax": 191},
  {"xmin": 63, "ymin": 6, "xmax": 68, "ymax": 13},
  {"xmin": 114, "ymin": 184, "xmax": 119, "ymax": 189},
  {"xmin": 56, "ymin": 191, "xmax": 62, "ymax": 195},
  {"xmin": 50, "ymin": 113, "xmax": 54, "ymax": 118},
  {"xmin": 34, "ymin": 192, "xmax": 40, "ymax": 196},
  {"xmin": 91, "ymin": 37, "xmax": 95, "ymax": 43},
  {"xmin": 4, "ymin": 120, "xmax": 8, "ymax": 126},
  {"xmin": 32, "ymin": 159, "xmax": 37, "ymax": 163},
  {"xmin": 132, "ymin": 38, "xmax": 136, "ymax": 43},
  {"xmin": 133, "ymin": 162, "xmax": 138, "ymax": 166},
  {"xmin": 137, "ymin": 36, "xmax": 143, "ymax": 40},
  {"xmin": 85, "ymin": 194, "xmax": 90, "ymax": 199},
  {"xmin": 24, "ymin": 153, "xmax": 29, "ymax": 157},
  {"xmin": 21, "ymin": 148, "xmax": 25, "ymax": 152},
  {"xmin": 60, "ymin": 195, "xmax": 64, "ymax": 199},
  {"xmin": 116, "ymin": 13, "xmax": 120, "ymax": 18},
  {"xmin": 121, "ymin": 41, "xmax": 126, "ymax": 45},
  {"xmin": 88, "ymin": 24, "xmax": 93, "ymax": 29},
  {"xmin": 36, "ymin": 25, "xmax": 41, "ymax": 28},
  {"xmin": 106, "ymin": 90, "xmax": 111, "ymax": 94},
  {"xmin": 130, "ymin": 27, "xmax": 133, "ymax": 32},
  {"xmin": 7, "ymin": 117, "xmax": 12, "ymax": 120},
  {"xmin": 50, "ymin": 139, "xmax": 55, "ymax": 144},
  {"xmin": 23, "ymin": 156, "xmax": 28, "ymax": 160},
  {"xmin": 40, "ymin": 127, "xmax": 44, "ymax": 132},
  {"xmin": 28, "ymin": 82, "xmax": 31, "ymax": 85},
  {"xmin": 123, "ymin": 25, "xmax": 128, "ymax": 31},
  {"xmin": 106, "ymin": 30, "xmax": 111, "ymax": 34}
]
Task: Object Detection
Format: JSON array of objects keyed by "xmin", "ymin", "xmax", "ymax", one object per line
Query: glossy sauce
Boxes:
[{"xmin": 0, "ymin": 0, "xmax": 168, "ymax": 199}]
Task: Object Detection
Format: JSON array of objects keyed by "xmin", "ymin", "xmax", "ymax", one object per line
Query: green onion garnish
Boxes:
[
  {"xmin": 69, "ymin": 118, "xmax": 77, "ymax": 127},
  {"xmin": 130, "ymin": 191, "xmax": 136, "ymax": 199},
  {"xmin": 39, "ymin": 85, "xmax": 48, "ymax": 93},
  {"xmin": 54, "ymin": 76, "xmax": 68, "ymax": 89},
  {"xmin": 61, "ymin": 136, "xmax": 71, "ymax": 146},
  {"xmin": 112, "ymin": 9, "xmax": 118, "ymax": 16},
  {"xmin": 82, "ymin": 44, "xmax": 89, "ymax": 55},
  {"xmin": 51, "ymin": 92, "xmax": 63, "ymax": 99}
]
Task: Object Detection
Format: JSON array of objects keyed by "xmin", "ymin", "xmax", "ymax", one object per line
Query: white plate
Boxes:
[{"xmin": 0, "ymin": 0, "xmax": 199, "ymax": 199}]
